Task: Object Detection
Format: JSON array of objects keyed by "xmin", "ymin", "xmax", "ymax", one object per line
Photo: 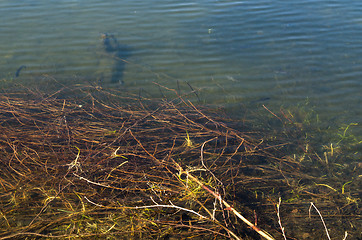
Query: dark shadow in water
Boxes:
[{"xmin": 101, "ymin": 33, "xmax": 132, "ymax": 84}]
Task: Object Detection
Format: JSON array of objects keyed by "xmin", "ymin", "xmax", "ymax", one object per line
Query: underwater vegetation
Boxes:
[
  {"xmin": 0, "ymin": 84, "xmax": 360, "ymax": 239},
  {"xmin": 0, "ymin": 3, "xmax": 359, "ymax": 236}
]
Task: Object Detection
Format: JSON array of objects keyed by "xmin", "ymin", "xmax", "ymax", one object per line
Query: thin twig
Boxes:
[
  {"xmin": 178, "ymin": 164, "xmax": 275, "ymax": 240},
  {"xmin": 84, "ymin": 196, "xmax": 207, "ymax": 220},
  {"xmin": 277, "ymin": 198, "xmax": 287, "ymax": 240},
  {"xmin": 309, "ymin": 202, "xmax": 331, "ymax": 240}
]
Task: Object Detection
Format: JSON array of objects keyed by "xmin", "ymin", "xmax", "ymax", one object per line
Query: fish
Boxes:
[
  {"xmin": 101, "ymin": 33, "xmax": 132, "ymax": 84},
  {"xmin": 251, "ymin": 97, "xmax": 271, "ymax": 104},
  {"xmin": 101, "ymin": 33, "xmax": 119, "ymax": 53},
  {"xmin": 15, "ymin": 65, "xmax": 26, "ymax": 77}
]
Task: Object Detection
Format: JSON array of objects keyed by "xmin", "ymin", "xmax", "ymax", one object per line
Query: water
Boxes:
[{"xmin": 1, "ymin": 0, "xmax": 361, "ymax": 137}]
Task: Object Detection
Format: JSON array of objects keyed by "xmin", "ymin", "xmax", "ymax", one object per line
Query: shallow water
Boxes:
[{"xmin": 0, "ymin": 0, "xmax": 361, "ymax": 137}]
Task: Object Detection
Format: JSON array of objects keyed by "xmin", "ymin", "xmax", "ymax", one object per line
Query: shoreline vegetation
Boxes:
[{"xmin": 0, "ymin": 84, "xmax": 360, "ymax": 239}]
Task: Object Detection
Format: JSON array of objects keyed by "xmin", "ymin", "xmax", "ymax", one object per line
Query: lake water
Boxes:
[{"xmin": 1, "ymin": 0, "xmax": 361, "ymax": 138}]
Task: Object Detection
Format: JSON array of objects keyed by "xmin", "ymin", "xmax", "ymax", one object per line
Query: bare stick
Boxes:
[
  {"xmin": 309, "ymin": 202, "xmax": 331, "ymax": 240},
  {"xmin": 262, "ymin": 104, "xmax": 282, "ymax": 122},
  {"xmin": 180, "ymin": 166, "xmax": 275, "ymax": 240},
  {"xmin": 200, "ymin": 137, "xmax": 221, "ymax": 185},
  {"xmin": 85, "ymin": 196, "xmax": 207, "ymax": 220},
  {"xmin": 74, "ymin": 173, "xmax": 112, "ymax": 188},
  {"xmin": 276, "ymin": 198, "xmax": 287, "ymax": 240},
  {"xmin": 342, "ymin": 231, "xmax": 348, "ymax": 240},
  {"xmin": 85, "ymin": 196, "xmax": 242, "ymax": 240}
]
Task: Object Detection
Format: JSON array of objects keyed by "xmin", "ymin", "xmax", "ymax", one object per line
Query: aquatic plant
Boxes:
[{"xmin": 0, "ymin": 84, "xmax": 359, "ymax": 239}]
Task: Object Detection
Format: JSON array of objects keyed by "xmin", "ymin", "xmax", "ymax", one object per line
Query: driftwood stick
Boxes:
[{"xmin": 178, "ymin": 164, "xmax": 275, "ymax": 240}]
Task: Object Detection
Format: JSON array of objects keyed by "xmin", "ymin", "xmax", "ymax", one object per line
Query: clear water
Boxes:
[{"xmin": 1, "ymin": 0, "xmax": 361, "ymax": 137}]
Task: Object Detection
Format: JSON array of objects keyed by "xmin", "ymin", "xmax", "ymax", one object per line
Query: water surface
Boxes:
[{"xmin": 1, "ymin": 0, "xmax": 361, "ymax": 137}]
